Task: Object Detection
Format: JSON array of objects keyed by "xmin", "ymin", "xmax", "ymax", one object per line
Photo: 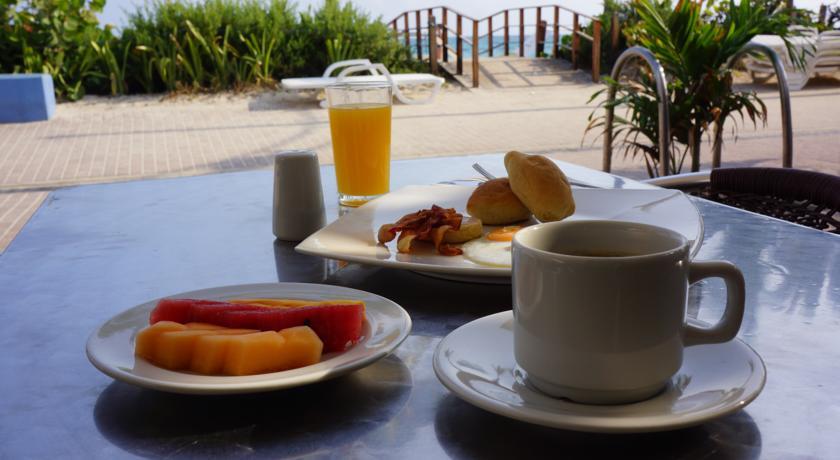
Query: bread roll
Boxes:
[
  {"xmin": 466, "ymin": 178, "xmax": 531, "ymax": 225},
  {"xmin": 443, "ymin": 216, "xmax": 483, "ymax": 243},
  {"xmin": 504, "ymin": 151, "xmax": 575, "ymax": 222}
]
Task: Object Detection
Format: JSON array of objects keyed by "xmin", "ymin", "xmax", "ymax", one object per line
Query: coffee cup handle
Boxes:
[{"xmin": 683, "ymin": 261, "xmax": 746, "ymax": 346}]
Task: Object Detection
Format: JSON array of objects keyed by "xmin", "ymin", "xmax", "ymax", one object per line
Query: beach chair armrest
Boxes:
[
  {"xmin": 336, "ymin": 63, "xmax": 392, "ymax": 81},
  {"xmin": 322, "ymin": 59, "xmax": 374, "ymax": 77}
]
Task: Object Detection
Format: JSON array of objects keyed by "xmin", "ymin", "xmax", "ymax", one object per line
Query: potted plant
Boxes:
[{"xmin": 586, "ymin": 0, "xmax": 810, "ymax": 177}]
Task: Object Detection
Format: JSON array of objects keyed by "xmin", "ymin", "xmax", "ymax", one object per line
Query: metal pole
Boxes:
[
  {"xmin": 724, "ymin": 43, "xmax": 793, "ymax": 168},
  {"xmin": 603, "ymin": 47, "xmax": 672, "ymax": 177}
]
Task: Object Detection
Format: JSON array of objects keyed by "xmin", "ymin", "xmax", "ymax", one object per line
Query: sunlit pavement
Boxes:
[{"xmin": 1, "ymin": 74, "xmax": 838, "ymax": 252}]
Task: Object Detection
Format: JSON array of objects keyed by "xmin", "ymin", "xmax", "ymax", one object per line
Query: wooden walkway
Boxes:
[{"xmin": 440, "ymin": 56, "xmax": 591, "ymax": 90}]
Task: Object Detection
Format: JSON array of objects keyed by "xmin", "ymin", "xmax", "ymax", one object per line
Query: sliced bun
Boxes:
[
  {"xmin": 504, "ymin": 151, "xmax": 575, "ymax": 222},
  {"xmin": 466, "ymin": 178, "xmax": 532, "ymax": 225},
  {"xmin": 443, "ymin": 216, "xmax": 483, "ymax": 243}
]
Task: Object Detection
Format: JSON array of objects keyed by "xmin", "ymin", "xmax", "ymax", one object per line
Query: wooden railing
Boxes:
[{"xmin": 389, "ymin": 5, "xmax": 603, "ymax": 88}]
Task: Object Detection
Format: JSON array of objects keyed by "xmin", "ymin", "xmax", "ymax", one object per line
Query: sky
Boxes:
[{"xmin": 99, "ymin": 0, "xmax": 831, "ymax": 28}]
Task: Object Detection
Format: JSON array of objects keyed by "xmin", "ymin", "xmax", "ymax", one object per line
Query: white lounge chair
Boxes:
[
  {"xmin": 813, "ymin": 30, "xmax": 840, "ymax": 76},
  {"xmin": 746, "ymin": 29, "xmax": 840, "ymax": 90},
  {"xmin": 280, "ymin": 59, "xmax": 445, "ymax": 106}
]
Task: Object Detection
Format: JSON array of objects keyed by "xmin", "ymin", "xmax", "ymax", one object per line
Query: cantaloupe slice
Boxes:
[
  {"xmin": 135, "ymin": 321, "xmax": 186, "ymax": 361},
  {"xmin": 153, "ymin": 328, "xmax": 256, "ymax": 370},
  {"xmin": 222, "ymin": 327, "xmax": 323, "ymax": 376},
  {"xmin": 135, "ymin": 321, "xmax": 324, "ymax": 376},
  {"xmin": 190, "ymin": 334, "xmax": 237, "ymax": 375},
  {"xmin": 223, "ymin": 331, "xmax": 287, "ymax": 376},
  {"xmin": 273, "ymin": 326, "xmax": 324, "ymax": 370}
]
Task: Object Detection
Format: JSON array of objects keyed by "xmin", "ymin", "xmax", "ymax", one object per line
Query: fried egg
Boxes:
[{"xmin": 461, "ymin": 227, "xmax": 522, "ymax": 267}]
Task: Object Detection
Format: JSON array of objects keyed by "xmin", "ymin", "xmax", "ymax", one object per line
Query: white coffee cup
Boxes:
[{"xmin": 512, "ymin": 220, "xmax": 745, "ymax": 405}]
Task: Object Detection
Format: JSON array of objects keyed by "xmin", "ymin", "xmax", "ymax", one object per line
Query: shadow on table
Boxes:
[
  {"xmin": 324, "ymin": 263, "xmax": 514, "ymax": 337},
  {"xmin": 92, "ymin": 354, "xmax": 412, "ymax": 458},
  {"xmin": 434, "ymin": 394, "xmax": 762, "ymax": 459},
  {"xmin": 273, "ymin": 239, "xmax": 337, "ymax": 283}
]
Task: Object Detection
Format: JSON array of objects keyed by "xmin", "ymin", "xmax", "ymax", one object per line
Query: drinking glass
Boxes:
[{"xmin": 326, "ymin": 82, "xmax": 392, "ymax": 207}]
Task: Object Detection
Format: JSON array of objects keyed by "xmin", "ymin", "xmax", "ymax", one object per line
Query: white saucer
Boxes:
[
  {"xmin": 433, "ymin": 311, "xmax": 766, "ymax": 433},
  {"xmin": 87, "ymin": 283, "xmax": 411, "ymax": 395}
]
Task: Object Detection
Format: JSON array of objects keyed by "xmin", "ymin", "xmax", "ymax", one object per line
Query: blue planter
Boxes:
[{"xmin": 0, "ymin": 74, "xmax": 56, "ymax": 123}]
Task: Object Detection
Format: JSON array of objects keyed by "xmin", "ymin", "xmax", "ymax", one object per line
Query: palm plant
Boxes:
[{"xmin": 587, "ymin": 0, "xmax": 809, "ymax": 177}]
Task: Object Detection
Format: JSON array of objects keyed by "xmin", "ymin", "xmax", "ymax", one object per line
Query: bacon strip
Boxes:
[{"xmin": 377, "ymin": 205, "xmax": 464, "ymax": 256}]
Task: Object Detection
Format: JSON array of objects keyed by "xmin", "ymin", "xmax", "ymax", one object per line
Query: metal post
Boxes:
[
  {"xmin": 443, "ymin": 8, "xmax": 449, "ymax": 62},
  {"xmin": 723, "ymin": 43, "xmax": 794, "ymax": 168},
  {"xmin": 572, "ymin": 13, "xmax": 580, "ymax": 69},
  {"xmin": 488, "ymin": 16, "xmax": 493, "ymax": 57},
  {"xmin": 519, "ymin": 8, "xmax": 525, "ymax": 57},
  {"xmin": 416, "ymin": 10, "xmax": 422, "ymax": 60},
  {"xmin": 592, "ymin": 20, "xmax": 601, "ymax": 82},
  {"xmin": 472, "ymin": 20, "xmax": 480, "ymax": 87},
  {"xmin": 457, "ymin": 15, "xmax": 463, "ymax": 75},
  {"xmin": 603, "ymin": 47, "xmax": 672, "ymax": 177},
  {"xmin": 504, "ymin": 10, "xmax": 509, "ymax": 56},
  {"xmin": 553, "ymin": 6, "xmax": 559, "ymax": 58}
]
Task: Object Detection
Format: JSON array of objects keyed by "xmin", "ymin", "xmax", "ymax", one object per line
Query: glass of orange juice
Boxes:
[{"xmin": 326, "ymin": 82, "xmax": 392, "ymax": 207}]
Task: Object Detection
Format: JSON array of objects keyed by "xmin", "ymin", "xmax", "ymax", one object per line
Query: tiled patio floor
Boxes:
[{"xmin": 1, "ymin": 77, "xmax": 839, "ymax": 252}]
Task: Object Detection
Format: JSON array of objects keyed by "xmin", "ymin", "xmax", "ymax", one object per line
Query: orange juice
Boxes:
[{"xmin": 328, "ymin": 103, "xmax": 391, "ymax": 205}]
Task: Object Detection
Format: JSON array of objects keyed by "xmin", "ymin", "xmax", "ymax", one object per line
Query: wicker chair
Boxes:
[{"xmin": 646, "ymin": 168, "xmax": 840, "ymax": 234}]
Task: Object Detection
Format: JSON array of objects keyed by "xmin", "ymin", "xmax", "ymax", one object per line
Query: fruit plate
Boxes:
[
  {"xmin": 86, "ymin": 283, "xmax": 412, "ymax": 395},
  {"xmin": 295, "ymin": 185, "xmax": 704, "ymax": 282}
]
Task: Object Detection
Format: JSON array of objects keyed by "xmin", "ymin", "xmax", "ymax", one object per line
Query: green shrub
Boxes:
[
  {"xmin": 0, "ymin": 0, "xmax": 115, "ymax": 100},
  {"xmin": 0, "ymin": 0, "xmax": 421, "ymax": 99}
]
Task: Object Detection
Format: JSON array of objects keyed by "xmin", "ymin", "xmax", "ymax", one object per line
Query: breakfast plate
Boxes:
[
  {"xmin": 433, "ymin": 311, "xmax": 766, "ymax": 433},
  {"xmin": 86, "ymin": 283, "xmax": 411, "ymax": 394},
  {"xmin": 296, "ymin": 185, "xmax": 704, "ymax": 282}
]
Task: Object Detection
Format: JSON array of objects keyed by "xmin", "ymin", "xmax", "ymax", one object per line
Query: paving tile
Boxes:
[{"xmin": 0, "ymin": 70, "xmax": 837, "ymax": 252}]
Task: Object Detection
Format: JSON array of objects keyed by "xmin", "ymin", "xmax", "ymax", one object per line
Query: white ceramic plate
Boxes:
[
  {"xmin": 433, "ymin": 311, "xmax": 766, "ymax": 433},
  {"xmin": 86, "ymin": 283, "xmax": 411, "ymax": 395},
  {"xmin": 296, "ymin": 185, "xmax": 704, "ymax": 281}
]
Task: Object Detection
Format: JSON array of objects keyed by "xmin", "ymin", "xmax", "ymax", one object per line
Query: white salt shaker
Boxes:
[{"xmin": 273, "ymin": 150, "xmax": 326, "ymax": 241}]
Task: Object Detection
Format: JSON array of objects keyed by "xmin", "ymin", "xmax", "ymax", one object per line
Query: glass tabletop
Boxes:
[{"xmin": 1, "ymin": 152, "xmax": 838, "ymax": 458}]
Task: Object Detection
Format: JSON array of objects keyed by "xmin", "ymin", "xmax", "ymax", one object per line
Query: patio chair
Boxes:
[
  {"xmin": 280, "ymin": 59, "xmax": 445, "ymax": 106},
  {"xmin": 746, "ymin": 29, "xmax": 840, "ymax": 90},
  {"xmin": 645, "ymin": 168, "xmax": 840, "ymax": 234}
]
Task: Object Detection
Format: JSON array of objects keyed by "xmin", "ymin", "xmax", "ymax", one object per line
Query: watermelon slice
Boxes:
[{"xmin": 150, "ymin": 298, "xmax": 364, "ymax": 352}]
